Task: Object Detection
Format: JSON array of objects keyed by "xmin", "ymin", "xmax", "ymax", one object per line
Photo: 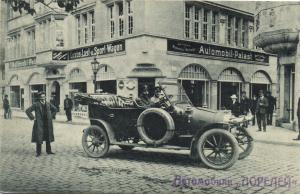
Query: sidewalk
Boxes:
[
  {"xmin": 7, "ymin": 109, "xmax": 89, "ymax": 125},
  {"xmin": 247, "ymin": 124, "xmax": 300, "ymax": 147}
]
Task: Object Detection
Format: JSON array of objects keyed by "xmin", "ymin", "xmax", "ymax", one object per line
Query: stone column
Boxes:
[
  {"xmin": 247, "ymin": 21, "xmax": 254, "ymax": 49},
  {"xmin": 294, "ymin": 32, "xmax": 300, "ymax": 127},
  {"xmin": 210, "ymin": 80, "xmax": 218, "ymax": 110},
  {"xmin": 218, "ymin": 14, "xmax": 226, "ymax": 45}
]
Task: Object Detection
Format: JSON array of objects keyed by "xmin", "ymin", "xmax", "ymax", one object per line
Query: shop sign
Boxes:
[
  {"xmin": 52, "ymin": 40, "xmax": 125, "ymax": 61},
  {"xmin": 167, "ymin": 39, "xmax": 269, "ymax": 63}
]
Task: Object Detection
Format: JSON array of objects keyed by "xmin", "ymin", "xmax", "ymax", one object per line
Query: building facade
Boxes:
[
  {"xmin": 0, "ymin": 0, "xmax": 7, "ymax": 106},
  {"xmin": 4, "ymin": 0, "xmax": 277, "ymax": 115},
  {"xmin": 254, "ymin": 1, "xmax": 300, "ymax": 127}
]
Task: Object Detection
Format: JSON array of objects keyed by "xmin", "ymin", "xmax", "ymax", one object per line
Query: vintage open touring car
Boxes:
[{"xmin": 75, "ymin": 81, "xmax": 254, "ymax": 170}]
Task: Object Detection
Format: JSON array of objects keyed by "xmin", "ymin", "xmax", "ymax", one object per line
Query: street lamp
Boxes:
[{"xmin": 91, "ymin": 57, "xmax": 100, "ymax": 93}]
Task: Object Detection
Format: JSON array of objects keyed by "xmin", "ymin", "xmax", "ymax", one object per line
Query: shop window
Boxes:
[
  {"xmin": 30, "ymin": 84, "xmax": 46, "ymax": 104},
  {"xmin": 10, "ymin": 86, "xmax": 20, "ymax": 108},
  {"xmin": 69, "ymin": 82, "xmax": 87, "ymax": 111},
  {"xmin": 178, "ymin": 64, "xmax": 210, "ymax": 108}
]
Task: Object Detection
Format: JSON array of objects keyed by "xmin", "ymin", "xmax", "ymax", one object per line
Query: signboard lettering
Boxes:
[
  {"xmin": 167, "ymin": 39, "xmax": 269, "ymax": 63},
  {"xmin": 52, "ymin": 40, "xmax": 125, "ymax": 61}
]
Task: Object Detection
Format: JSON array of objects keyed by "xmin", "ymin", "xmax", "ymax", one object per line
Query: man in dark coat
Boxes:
[
  {"xmin": 240, "ymin": 91, "xmax": 250, "ymax": 115},
  {"xmin": 256, "ymin": 90, "xmax": 269, "ymax": 132},
  {"xmin": 250, "ymin": 95, "xmax": 257, "ymax": 126},
  {"xmin": 26, "ymin": 92, "xmax": 57, "ymax": 157},
  {"xmin": 229, "ymin": 94, "xmax": 240, "ymax": 117},
  {"xmin": 64, "ymin": 94, "xmax": 73, "ymax": 122},
  {"xmin": 266, "ymin": 91, "xmax": 276, "ymax": 125},
  {"xmin": 294, "ymin": 97, "xmax": 300, "ymax": 140},
  {"xmin": 3, "ymin": 94, "xmax": 9, "ymax": 119}
]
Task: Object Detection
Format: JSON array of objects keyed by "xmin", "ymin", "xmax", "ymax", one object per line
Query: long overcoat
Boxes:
[
  {"xmin": 256, "ymin": 97, "xmax": 269, "ymax": 114},
  {"xmin": 25, "ymin": 102, "xmax": 57, "ymax": 144}
]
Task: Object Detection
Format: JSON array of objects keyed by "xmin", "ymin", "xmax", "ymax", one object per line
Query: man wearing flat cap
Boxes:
[
  {"xmin": 26, "ymin": 92, "xmax": 57, "ymax": 157},
  {"xmin": 256, "ymin": 90, "xmax": 269, "ymax": 132}
]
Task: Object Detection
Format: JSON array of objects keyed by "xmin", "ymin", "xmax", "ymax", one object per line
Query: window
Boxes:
[
  {"xmin": 76, "ymin": 10, "xmax": 95, "ymax": 45},
  {"xmin": 227, "ymin": 15, "xmax": 233, "ymax": 45},
  {"xmin": 184, "ymin": 5, "xmax": 191, "ymax": 38},
  {"xmin": 118, "ymin": 2, "xmax": 124, "ymax": 37},
  {"xmin": 55, "ymin": 20, "xmax": 64, "ymax": 48},
  {"xmin": 10, "ymin": 86, "xmax": 20, "ymax": 108},
  {"xmin": 109, "ymin": 5, "xmax": 115, "ymax": 38},
  {"xmin": 83, "ymin": 13, "xmax": 88, "ymax": 44},
  {"xmin": 211, "ymin": 12, "xmax": 218, "ymax": 42},
  {"xmin": 202, "ymin": 9, "xmax": 209, "ymax": 41},
  {"xmin": 241, "ymin": 19, "xmax": 247, "ymax": 47},
  {"xmin": 127, "ymin": 1, "xmax": 133, "ymax": 34},
  {"xmin": 26, "ymin": 29, "xmax": 35, "ymax": 56},
  {"xmin": 234, "ymin": 17, "xmax": 240, "ymax": 46},
  {"xmin": 194, "ymin": 8, "xmax": 200, "ymax": 39},
  {"xmin": 76, "ymin": 15, "xmax": 81, "ymax": 45},
  {"xmin": 90, "ymin": 11, "xmax": 95, "ymax": 42}
]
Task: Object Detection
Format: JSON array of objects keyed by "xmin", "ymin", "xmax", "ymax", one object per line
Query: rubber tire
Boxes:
[
  {"xmin": 137, "ymin": 108, "xmax": 175, "ymax": 145},
  {"xmin": 237, "ymin": 128, "xmax": 254, "ymax": 160},
  {"xmin": 197, "ymin": 129, "xmax": 239, "ymax": 170},
  {"xmin": 82, "ymin": 125, "xmax": 110, "ymax": 158},
  {"xmin": 118, "ymin": 145, "xmax": 134, "ymax": 151}
]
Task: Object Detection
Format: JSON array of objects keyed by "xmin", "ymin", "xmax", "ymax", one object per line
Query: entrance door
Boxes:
[
  {"xmin": 21, "ymin": 88, "xmax": 24, "ymax": 110},
  {"xmin": 251, "ymin": 84, "xmax": 268, "ymax": 98},
  {"xmin": 30, "ymin": 84, "xmax": 46, "ymax": 104},
  {"xmin": 284, "ymin": 65, "xmax": 295, "ymax": 122},
  {"xmin": 181, "ymin": 80, "xmax": 205, "ymax": 107},
  {"xmin": 218, "ymin": 82, "xmax": 241, "ymax": 110},
  {"xmin": 51, "ymin": 81, "xmax": 60, "ymax": 111},
  {"xmin": 138, "ymin": 78, "xmax": 155, "ymax": 97}
]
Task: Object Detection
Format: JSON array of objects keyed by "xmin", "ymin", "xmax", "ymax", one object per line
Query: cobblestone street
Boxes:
[{"xmin": 1, "ymin": 117, "xmax": 300, "ymax": 193}]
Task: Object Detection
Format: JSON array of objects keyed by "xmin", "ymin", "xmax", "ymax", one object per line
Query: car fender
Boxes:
[
  {"xmin": 89, "ymin": 119, "xmax": 116, "ymax": 143},
  {"xmin": 189, "ymin": 122, "xmax": 230, "ymax": 160}
]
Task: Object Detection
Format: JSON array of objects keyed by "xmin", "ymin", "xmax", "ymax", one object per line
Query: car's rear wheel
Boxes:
[
  {"xmin": 236, "ymin": 127, "xmax": 254, "ymax": 160},
  {"xmin": 197, "ymin": 129, "xmax": 239, "ymax": 170},
  {"xmin": 82, "ymin": 125, "xmax": 110, "ymax": 158}
]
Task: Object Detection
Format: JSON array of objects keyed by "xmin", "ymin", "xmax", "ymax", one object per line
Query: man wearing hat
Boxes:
[
  {"xmin": 294, "ymin": 97, "xmax": 300, "ymax": 140},
  {"xmin": 229, "ymin": 94, "xmax": 240, "ymax": 117},
  {"xmin": 256, "ymin": 90, "xmax": 269, "ymax": 132},
  {"xmin": 25, "ymin": 92, "xmax": 57, "ymax": 157}
]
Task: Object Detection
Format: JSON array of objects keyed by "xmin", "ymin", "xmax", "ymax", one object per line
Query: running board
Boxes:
[{"xmin": 112, "ymin": 142, "xmax": 190, "ymax": 150}]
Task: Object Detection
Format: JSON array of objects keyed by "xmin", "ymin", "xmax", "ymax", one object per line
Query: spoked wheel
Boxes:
[
  {"xmin": 82, "ymin": 125, "xmax": 110, "ymax": 158},
  {"xmin": 235, "ymin": 127, "xmax": 254, "ymax": 160},
  {"xmin": 197, "ymin": 129, "xmax": 239, "ymax": 170}
]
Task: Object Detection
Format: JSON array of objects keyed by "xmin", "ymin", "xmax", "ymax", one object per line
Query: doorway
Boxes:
[
  {"xmin": 138, "ymin": 78, "xmax": 155, "ymax": 97},
  {"xmin": 51, "ymin": 81, "xmax": 60, "ymax": 111},
  {"xmin": 218, "ymin": 82, "xmax": 242, "ymax": 110}
]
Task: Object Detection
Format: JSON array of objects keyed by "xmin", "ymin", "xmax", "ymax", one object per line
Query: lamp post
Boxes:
[{"xmin": 91, "ymin": 57, "xmax": 100, "ymax": 93}]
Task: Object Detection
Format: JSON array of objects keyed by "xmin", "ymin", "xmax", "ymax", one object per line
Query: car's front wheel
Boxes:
[
  {"xmin": 236, "ymin": 127, "xmax": 254, "ymax": 160},
  {"xmin": 82, "ymin": 125, "xmax": 110, "ymax": 158},
  {"xmin": 197, "ymin": 129, "xmax": 239, "ymax": 170}
]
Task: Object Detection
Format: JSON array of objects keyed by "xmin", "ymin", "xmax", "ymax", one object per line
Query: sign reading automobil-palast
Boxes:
[
  {"xmin": 52, "ymin": 40, "xmax": 125, "ymax": 60},
  {"xmin": 167, "ymin": 39, "xmax": 269, "ymax": 63}
]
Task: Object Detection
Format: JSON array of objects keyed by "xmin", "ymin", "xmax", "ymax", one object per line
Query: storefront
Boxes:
[
  {"xmin": 250, "ymin": 70, "xmax": 272, "ymax": 98},
  {"xmin": 217, "ymin": 68, "xmax": 244, "ymax": 110},
  {"xmin": 96, "ymin": 65, "xmax": 117, "ymax": 94},
  {"xmin": 68, "ymin": 68, "xmax": 87, "ymax": 111},
  {"xmin": 178, "ymin": 64, "xmax": 210, "ymax": 107},
  {"xmin": 9, "ymin": 75, "xmax": 22, "ymax": 109},
  {"xmin": 28, "ymin": 73, "xmax": 46, "ymax": 104}
]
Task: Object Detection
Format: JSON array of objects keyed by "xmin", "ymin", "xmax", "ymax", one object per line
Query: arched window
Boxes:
[
  {"xmin": 218, "ymin": 68, "xmax": 243, "ymax": 82},
  {"xmin": 178, "ymin": 64, "xmax": 210, "ymax": 80}
]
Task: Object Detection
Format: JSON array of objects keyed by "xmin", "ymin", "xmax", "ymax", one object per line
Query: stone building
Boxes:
[
  {"xmin": 0, "ymin": 0, "xmax": 7, "ymax": 105},
  {"xmin": 4, "ymin": 0, "xmax": 276, "ymax": 115},
  {"xmin": 254, "ymin": 2, "xmax": 300, "ymax": 127}
]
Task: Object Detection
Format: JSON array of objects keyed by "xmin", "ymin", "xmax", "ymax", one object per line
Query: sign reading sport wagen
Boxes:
[
  {"xmin": 52, "ymin": 40, "xmax": 125, "ymax": 61},
  {"xmin": 167, "ymin": 39, "xmax": 269, "ymax": 63}
]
